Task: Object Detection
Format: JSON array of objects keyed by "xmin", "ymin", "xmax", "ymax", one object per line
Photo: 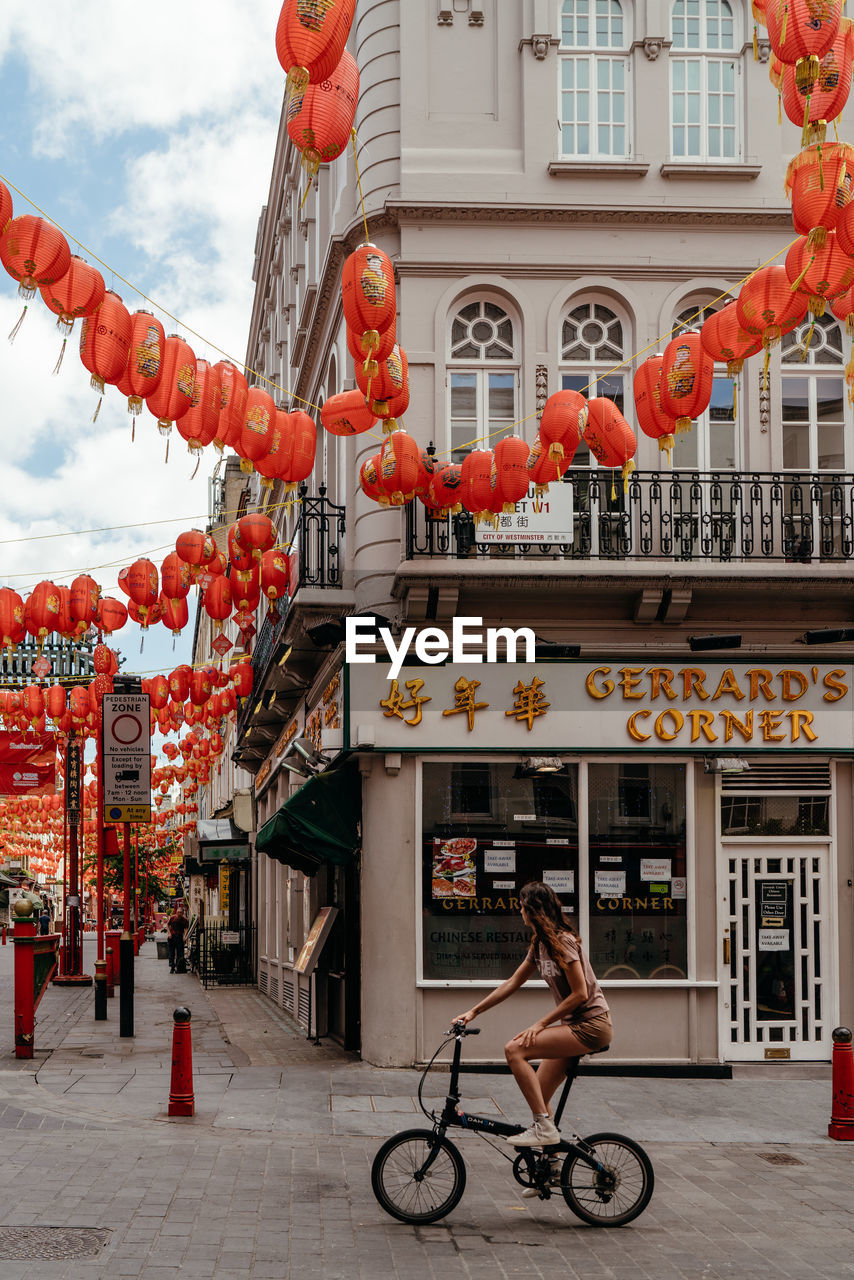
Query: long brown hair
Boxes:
[{"xmin": 520, "ymin": 881, "xmax": 578, "ymax": 965}]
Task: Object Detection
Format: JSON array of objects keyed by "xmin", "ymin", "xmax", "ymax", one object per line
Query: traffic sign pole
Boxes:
[{"xmin": 96, "ymin": 731, "xmax": 105, "ymax": 964}]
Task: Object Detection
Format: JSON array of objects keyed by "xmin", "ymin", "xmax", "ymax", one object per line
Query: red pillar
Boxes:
[
  {"xmin": 168, "ymin": 1007, "xmax": 195, "ymax": 1116},
  {"xmin": 96, "ymin": 736, "xmax": 105, "ymax": 963},
  {"xmin": 13, "ymin": 917, "xmax": 36, "ymax": 1058},
  {"xmin": 829, "ymin": 1026, "xmax": 854, "ymax": 1141}
]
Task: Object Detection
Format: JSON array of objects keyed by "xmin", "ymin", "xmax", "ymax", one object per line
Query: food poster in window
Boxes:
[
  {"xmin": 422, "ymin": 761, "xmax": 579, "ymax": 981},
  {"xmin": 587, "ymin": 762, "xmax": 687, "ymax": 981}
]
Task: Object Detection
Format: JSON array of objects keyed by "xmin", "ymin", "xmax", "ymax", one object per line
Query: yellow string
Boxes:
[
  {"xmin": 350, "ymin": 129, "xmax": 370, "ymax": 245},
  {"xmin": 0, "ymin": 172, "xmax": 321, "ymax": 413}
]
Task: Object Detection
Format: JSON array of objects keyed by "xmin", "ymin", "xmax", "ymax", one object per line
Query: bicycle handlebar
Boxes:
[{"xmin": 449, "ymin": 1022, "xmax": 480, "ymax": 1035}]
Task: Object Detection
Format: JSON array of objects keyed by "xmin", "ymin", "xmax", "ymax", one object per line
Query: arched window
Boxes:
[
  {"xmin": 448, "ymin": 299, "xmax": 518, "ymax": 462},
  {"xmin": 670, "ymin": 303, "xmax": 740, "ymax": 470},
  {"xmin": 560, "ymin": 300, "xmax": 626, "ymax": 466},
  {"xmin": 781, "ymin": 315, "xmax": 848, "ymax": 470},
  {"xmin": 559, "ymin": 0, "xmax": 631, "ymax": 159},
  {"xmin": 670, "ymin": 0, "xmax": 740, "ymax": 162}
]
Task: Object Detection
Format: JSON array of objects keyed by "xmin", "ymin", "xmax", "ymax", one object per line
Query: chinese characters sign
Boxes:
[{"xmin": 349, "ymin": 663, "xmax": 854, "ymax": 751}]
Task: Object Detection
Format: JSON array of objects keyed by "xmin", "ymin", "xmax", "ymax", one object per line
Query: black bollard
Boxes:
[
  {"xmin": 94, "ymin": 959, "xmax": 107, "ymax": 1021},
  {"xmin": 119, "ymin": 933, "xmax": 134, "ymax": 1038}
]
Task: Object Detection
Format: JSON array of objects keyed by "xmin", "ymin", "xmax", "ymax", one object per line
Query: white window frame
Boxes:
[
  {"xmin": 780, "ymin": 316, "xmax": 851, "ymax": 472},
  {"xmin": 670, "ymin": 0, "xmax": 742, "ymax": 163},
  {"xmin": 670, "ymin": 304, "xmax": 743, "ymax": 472},
  {"xmin": 559, "ymin": 297, "xmax": 628, "ymax": 469},
  {"xmin": 558, "ymin": 0, "xmax": 631, "ymax": 161},
  {"xmin": 447, "ymin": 298, "xmax": 519, "ymax": 462}
]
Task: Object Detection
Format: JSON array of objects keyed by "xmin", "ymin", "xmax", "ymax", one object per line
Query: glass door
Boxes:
[{"xmin": 719, "ymin": 846, "xmax": 832, "ymax": 1061}]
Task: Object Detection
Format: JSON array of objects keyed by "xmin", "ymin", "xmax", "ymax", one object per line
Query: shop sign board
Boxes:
[
  {"xmin": 102, "ymin": 693, "xmax": 151, "ymax": 822},
  {"xmin": 475, "ymin": 484, "xmax": 573, "ymax": 544},
  {"xmin": 0, "ymin": 732, "xmax": 57, "ymax": 798},
  {"xmin": 347, "ymin": 661, "xmax": 854, "ymax": 753},
  {"xmin": 294, "ymin": 906, "xmax": 339, "ymax": 976}
]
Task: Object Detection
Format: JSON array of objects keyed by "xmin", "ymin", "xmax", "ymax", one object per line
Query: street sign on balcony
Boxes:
[{"xmin": 475, "ymin": 483, "xmax": 573, "ymax": 544}]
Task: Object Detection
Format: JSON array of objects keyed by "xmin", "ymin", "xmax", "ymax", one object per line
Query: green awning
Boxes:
[{"xmin": 256, "ymin": 764, "xmax": 360, "ymax": 877}]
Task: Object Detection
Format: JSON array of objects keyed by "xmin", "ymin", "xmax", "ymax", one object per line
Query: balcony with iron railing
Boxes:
[
  {"xmin": 236, "ymin": 490, "xmax": 346, "ymax": 746},
  {"xmin": 405, "ymin": 471, "xmax": 854, "ymax": 567}
]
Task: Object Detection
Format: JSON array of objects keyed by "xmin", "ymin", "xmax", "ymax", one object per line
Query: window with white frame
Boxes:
[
  {"xmin": 559, "ymin": 0, "xmax": 631, "ymax": 159},
  {"xmin": 448, "ymin": 300, "xmax": 518, "ymax": 462},
  {"xmin": 670, "ymin": 0, "xmax": 739, "ymax": 162},
  {"xmin": 560, "ymin": 300, "xmax": 626, "ymax": 466},
  {"xmin": 781, "ymin": 315, "xmax": 848, "ymax": 470},
  {"xmin": 670, "ymin": 303, "xmax": 740, "ymax": 470}
]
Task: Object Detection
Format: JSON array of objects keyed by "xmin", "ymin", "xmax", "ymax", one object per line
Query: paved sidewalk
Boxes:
[{"xmin": 0, "ymin": 933, "xmax": 850, "ymax": 1279}]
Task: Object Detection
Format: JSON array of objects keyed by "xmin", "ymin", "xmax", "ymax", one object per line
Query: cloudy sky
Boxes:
[{"xmin": 0, "ymin": 1, "xmax": 283, "ymax": 677}]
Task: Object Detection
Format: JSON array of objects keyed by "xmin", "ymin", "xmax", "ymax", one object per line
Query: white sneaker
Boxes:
[
  {"xmin": 520, "ymin": 1157, "xmax": 562, "ymax": 1196},
  {"xmin": 507, "ymin": 1117, "xmax": 560, "ymax": 1147}
]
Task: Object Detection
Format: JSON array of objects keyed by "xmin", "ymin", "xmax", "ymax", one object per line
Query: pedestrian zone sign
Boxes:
[{"xmin": 102, "ymin": 692, "xmax": 151, "ymax": 823}]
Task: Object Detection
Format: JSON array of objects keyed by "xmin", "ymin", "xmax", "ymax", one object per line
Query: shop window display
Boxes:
[
  {"xmin": 421, "ymin": 762, "xmax": 578, "ymax": 981},
  {"xmin": 587, "ymin": 762, "xmax": 687, "ymax": 980}
]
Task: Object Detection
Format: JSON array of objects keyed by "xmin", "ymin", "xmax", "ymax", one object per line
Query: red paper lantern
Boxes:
[
  {"xmin": 189, "ymin": 669, "xmax": 214, "ymax": 708},
  {"xmin": 358, "ymin": 344, "xmax": 409, "ymax": 426},
  {"xmin": 491, "ymin": 436, "xmax": 531, "ymax": 508},
  {"xmin": 169, "ymin": 666, "xmax": 192, "ymax": 702},
  {"xmin": 526, "ymin": 435, "xmax": 568, "ymax": 493},
  {"xmin": 236, "ymin": 513, "xmax": 276, "ymax": 560},
  {"xmin": 212, "ymin": 362, "xmax": 249, "ymax": 451},
  {"xmin": 427, "ymin": 464, "xmax": 463, "ymax": 515},
  {"xmin": 175, "ymin": 359, "xmax": 222, "ymax": 455},
  {"xmin": 255, "ymin": 409, "xmax": 295, "ymax": 491},
  {"xmin": 116, "ymin": 311, "xmax": 165, "ymax": 418},
  {"xmin": 238, "ymin": 386, "xmax": 277, "ymax": 473},
  {"xmin": 0, "ymin": 181, "xmax": 11, "ymax": 236},
  {"xmin": 69, "ymin": 574, "xmax": 101, "ymax": 628},
  {"xmin": 0, "ymin": 589, "xmax": 25, "ymax": 651},
  {"xmin": 460, "ymin": 449, "xmax": 494, "ymax": 520},
  {"xmin": 782, "ymin": 23, "xmax": 853, "ymax": 146},
  {"xmin": 45, "ymin": 686, "xmax": 67, "ymax": 722},
  {"xmin": 737, "ymin": 264, "xmax": 809, "ymax": 348},
  {"xmin": 228, "ymin": 525, "xmax": 256, "ymax": 572},
  {"xmin": 149, "ymin": 675, "xmax": 170, "ymax": 711},
  {"xmin": 767, "ymin": 0, "xmax": 841, "ymax": 93},
  {"xmin": 161, "ymin": 552, "xmax": 191, "ymax": 602},
  {"xmin": 287, "ymin": 48, "xmax": 359, "ymax": 178},
  {"xmin": 175, "ymin": 530, "xmax": 208, "ymax": 567},
  {"xmin": 634, "ymin": 356, "xmax": 679, "ymax": 462},
  {"xmin": 288, "ymin": 410, "xmax": 317, "ymax": 486},
  {"xmin": 232, "ymin": 568, "xmax": 261, "ymax": 613},
  {"xmin": 785, "ymin": 231, "xmax": 854, "ymax": 315},
  {"xmin": 160, "ymin": 595, "xmax": 189, "ymax": 637},
  {"xmin": 377, "ymin": 430, "xmax": 420, "ymax": 506},
  {"xmin": 275, "ymin": 0, "xmax": 356, "ymax": 92},
  {"xmin": 96, "ymin": 597, "xmax": 128, "ymax": 635},
  {"xmin": 40, "ymin": 256, "xmax": 105, "ymax": 334},
  {"xmin": 342, "ymin": 243, "xmax": 396, "ymax": 354},
  {"xmin": 831, "ymin": 283, "xmax": 854, "ymax": 335},
  {"xmin": 260, "ymin": 549, "xmax": 290, "ymax": 601},
  {"xmin": 0, "ymin": 215, "xmax": 70, "ymax": 299},
  {"xmin": 203, "ymin": 577, "xmax": 233, "ymax": 623},
  {"xmin": 230, "ymin": 657, "xmax": 253, "ymax": 699},
  {"xmin": 128, "ymin": 599, "xmax": 163, "ymax": 630},
  {"xmin": 784, "ymin": 142, "xmax": 853, "ymax": 249},
  {"xmin": 25, "ymin": 581, "xmax": 61, "ymax": 642},
  {"xmin": 584, "ymin": 398, "xmax": 638, "ymax": 481},
  {"xmin": 658, "ymin": 330, "xmax": 715, "ymax": 432},
  {"xmin": 79, "ymin": 290, "xmax": 132, "ymax": 396},
  {"xmin": 700, "ymin": 304, "xmax": 763, "ymax": 374},
  {"xmin": 347, "ymin": 322, "xmax": 396, "ymax": 375},
  {"xmin": 321, "ymin": 389, "xmax": 377, "ymax": 436},
  {"xmin": 145, "ymin": 334, "xmax": 196, "ymax": 438},
  {"xmin": 539, "ymin": 390, "xmax": 587, "ymax": 465},
  {"xmin": 126, "ymin": 559, "xmax": 159, "ymax": 628},
  {"xmin": 359, "ymin": 454, "xmax": 387, "ymax": 505}
]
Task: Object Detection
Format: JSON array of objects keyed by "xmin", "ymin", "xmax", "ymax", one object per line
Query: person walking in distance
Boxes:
[
  {"xmin": 166, "ymin": 904, "xmax": 188, "ymax": 973},
  {"xmin": 454, "ymin": 881, "xmax": 612, "ymax": 1161}
]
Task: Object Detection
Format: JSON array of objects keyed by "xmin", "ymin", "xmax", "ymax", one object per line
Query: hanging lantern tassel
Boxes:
[
  {"xmin": 165, "ymin": 436, "xmax": 170, "ymax": 465},
  {"xmin": 763, "ymin": 347, "xmax": 771, "ymax": 392},
  {"xmin": 789, "ymin": 255, "xmax": 814, "ymax": 293},
  {"xmin": 800, "ymin": 319, "xmax": 817, "ymax": 360},
  {"xmin": 753, "ymin": 24, "xmax": 759, "ymax": 60},
  {"xmin": 92, "ymin": 396, "xmax": 103, "ymax": 423},
  {"xmin": 191, "ymin": 454, "xmax": 201, "ymax": 480},
  {"xmin": 131, "ymin": 418, "xmax": 136, "ymax": 444},
  {"xmin": 52, "ymin": 338, "xmax": 67, "ymax": 377},
  {"xmin": 779, "ymin": 0, "xmax": 788, "ymax": 47},
  {"xmin": 622, "ymin": 459, "xmax": 635, "ymax": 495},
  {"xmin": 802, "ymin": 94, "xmax": 812, "ymax": 146},
  {"xmin": 732, "ymin": 376, "xmax": 738, "ymax": 419},
  {"xmin": 795, "ymin": 53, "xmax": 820, "ymax": 95},
  {"xmin": 8, "ymin": 304, "xmax": 27, "ymax": 344},
  {"xmin": 846, "ymin": 357, "xmax": 854, "ymax": 406},
  {"xmin": 817, "ymin": 141, "xmax": 825, "ymax": 191},
  {"xmin": 659, "ymin": 435, "xmax": 674, "ymax": 468}
]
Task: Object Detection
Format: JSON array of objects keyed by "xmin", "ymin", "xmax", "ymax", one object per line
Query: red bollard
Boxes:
[
  {"xmin": 2, "ymin": 925, "xmax": 6, "ymax": 945},
  {"xmin": 168, "ymin": 1007, "xmax": 194, "ymax": 1117},
  {"xmin": 829, "ymin": 1026, "xmax": 854, "ymax": 1141}
]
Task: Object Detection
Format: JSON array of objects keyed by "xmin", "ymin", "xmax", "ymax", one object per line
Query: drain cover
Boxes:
[
  {"xmin": 0, "ymin": 1227, "xmax": 111, "ymax": 1260},
  {"xmin": 757, "ymin": 1152, "xmax": 804, "ymax": 1166}
]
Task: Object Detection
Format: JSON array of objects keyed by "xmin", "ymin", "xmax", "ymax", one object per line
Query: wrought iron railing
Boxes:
[
  {"xmin": 405, "ymin": 471, "xmax": 854, "ymax": 565},
  {"xmin": 194, "ymin": 921, "xmax": 256, "ymax": 989}
]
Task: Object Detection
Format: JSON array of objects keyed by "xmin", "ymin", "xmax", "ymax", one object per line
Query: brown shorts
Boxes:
[{"xmin": 564, "ymin": 1012, "xmax": 613, "ymax": 1052}]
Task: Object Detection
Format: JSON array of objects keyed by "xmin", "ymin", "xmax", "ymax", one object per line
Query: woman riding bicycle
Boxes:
[{"xmin": 454, "ymin": 880, "xmax": 612, "ymax": 1149}]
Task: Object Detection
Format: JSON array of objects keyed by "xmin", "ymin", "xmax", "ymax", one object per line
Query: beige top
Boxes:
[{"xmin": 526, "ymin": 933, "xmax": 610, "ymax": 1025}]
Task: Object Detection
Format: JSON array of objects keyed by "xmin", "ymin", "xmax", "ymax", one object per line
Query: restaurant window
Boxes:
[
  {"xmin": 587, "ymin": 762, "xmax": 687, "ymax": 980},
  {"xmin": 421, "ymin": 761, "xmax": 578, "ymax": 981},
  {"xmin": 720, "ymin": 793, "xmax": 830, "ymax": 837}
]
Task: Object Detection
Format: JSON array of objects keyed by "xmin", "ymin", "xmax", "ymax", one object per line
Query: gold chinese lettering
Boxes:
[
  {"xmin": 505, "ymin": 676, "xmax": 550, "ymax": 731},
  {"xmin": 442, "ymin": 676, "xmax": 489, "ymax": 731},
  {"xmin": 380, "ymin": 678, "xmax": 431, "ymax": 727}
]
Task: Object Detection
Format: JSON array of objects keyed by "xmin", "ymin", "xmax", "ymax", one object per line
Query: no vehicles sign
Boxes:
[{"xmin": 102, "ymin": 693, "xmax": 151, "ymax": 823}]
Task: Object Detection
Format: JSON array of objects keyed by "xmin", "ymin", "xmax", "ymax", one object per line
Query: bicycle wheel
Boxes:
[
  {"xmin": 560, "ymin": 1132, "xmax": 654, "ymax": 1227},
  {"xmin": 371, "ymin": 1129, "xmax": 466, "ymax": 1224}
]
